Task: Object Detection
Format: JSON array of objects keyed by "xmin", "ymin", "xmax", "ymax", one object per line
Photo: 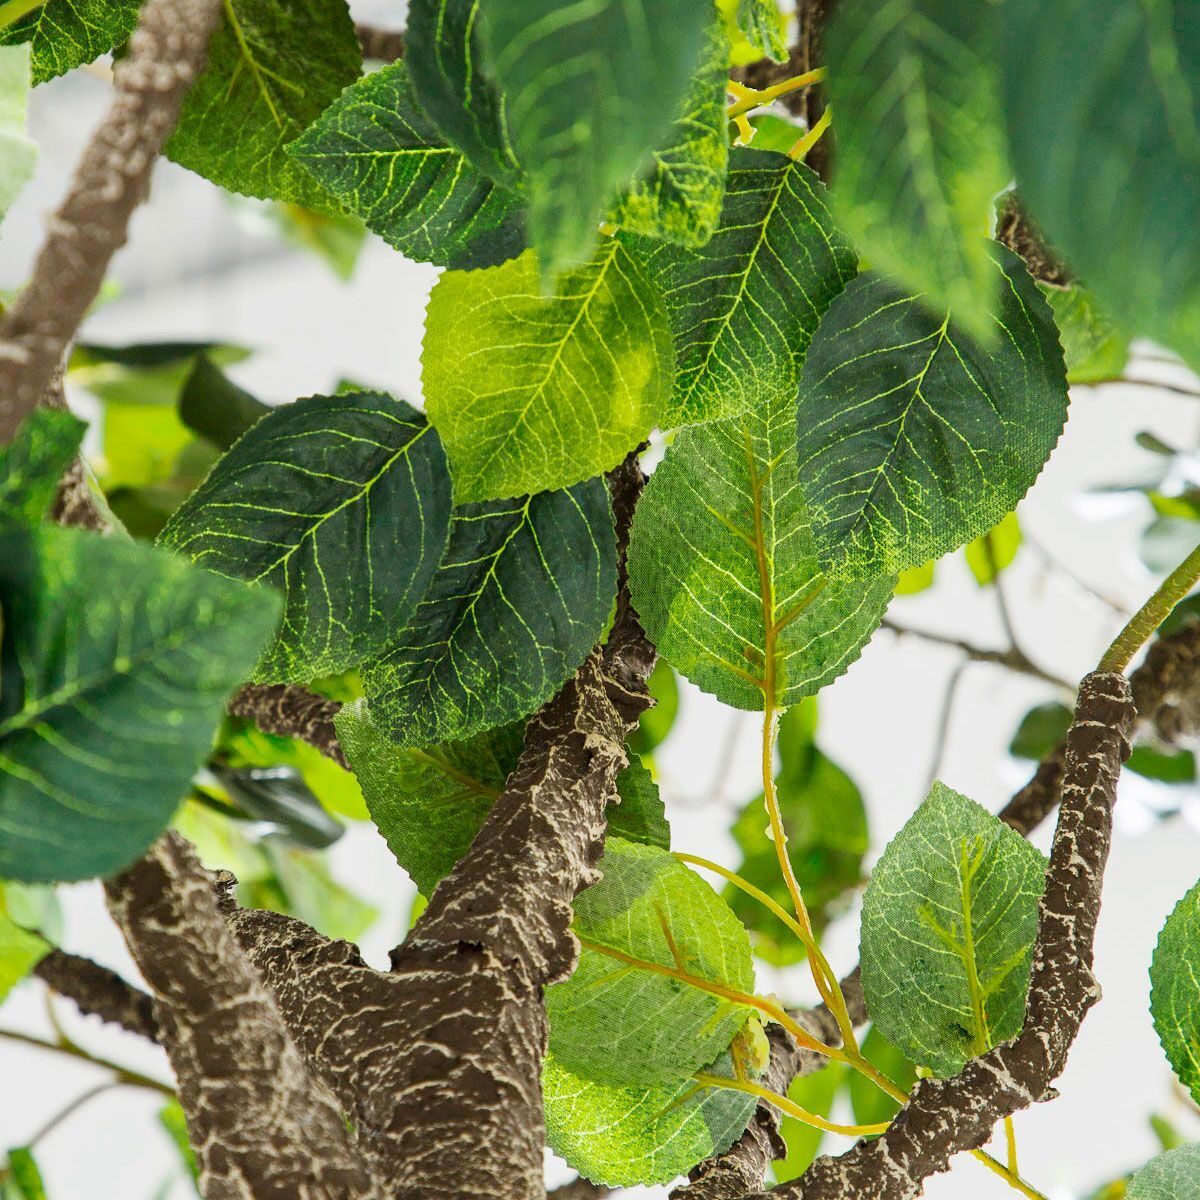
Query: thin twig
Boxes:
[
  {"xmin": 24, "ymin": 1083, "xmax": 120, "ymax": 1149},
  {"xmin": 0, "ymin": 1028, "xmax": 173, "ymax": 1096},
  {"xmin": 33, "ymin": 949, "xmax": 159, "ymax": 1042},
  {"xmin": 923, "ymin": 661, "xmax": 968, "ymax": 795}
]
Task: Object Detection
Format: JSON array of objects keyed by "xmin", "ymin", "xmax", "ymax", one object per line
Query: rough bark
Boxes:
[
  {"xmin": 355, "ymin": 22, "xmax": 405, "ymax": 62},
  {"xmin": 995, "ymin": 193, "xmax": 1072, "ymax": 288},
  {"xmin": 547, "ymin": 1182, "xmax": 610, "ymax": 1200},
  {"xmin": 0, "ymin": 0, "xmax": 222, "ymax": 443},
  {"xmin": 757, "ymin": 672, "xmax": 1133, "ymax": 1200},
  {"xmin": 105, "ymin": 833, "xmax": 379, "ymax": 1200},
  {"xmin": 228, "ymin": 684, "xmax": 347, "ymax": 768},
  {"xmin": 33, "ymin": 949, "xmax": 159, "ymax": 1041}
]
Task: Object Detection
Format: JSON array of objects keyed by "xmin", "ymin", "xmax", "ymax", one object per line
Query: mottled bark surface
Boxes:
[
  {"xmin": 33, "ymin": 949, "xmax": 159, "ymax": 1041},
  {"xmin": 228, "ymin": 684, "xmax": 347, "ymax": 768},
  {"xmin": 0, "ymin": 0, "xmax": 222, "ymax": 443},
  {"xmin": 105, "ymin": 834, "xmax": 378, "ymax": 1200},
  {"xmin": 355, "ymin": 22, "xmax": 405, "ymax": 62}
]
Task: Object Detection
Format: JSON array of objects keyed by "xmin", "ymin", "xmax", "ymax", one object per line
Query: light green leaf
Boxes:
[
  {"xmin": 423, "ymin": 242, "xmax": 673, "ymax": 502},
  {"xmin": 267, "ymin": 201, "xmax": 368, "ymax": 281},
  {"xmin": 0, "ymin": 0, "xmax": 138, "ymax": 83},
  {"xmin": 159, "ymin": 392, "xmax": 452, "ymax": 684},
  {"xmin": 848, "ymin": 1025, "xmax": 917, "ymax": 1130},
  {"xmin": 1151, "ymin": 878, "xmax": 1200, "ymax": 1105},
  {"xmin": 251, "ymin": 843, "xmax": 377, "ymax": 943},
  {"xmin": 405, "ymin": 0, "xmax": 521, "ymax": 188},
  {"xmin": 167, "ymin": 0, "xmax": 361, "ymax": 210},
  {"xmin": 610, "ymin": 19, "xmax": 731, "ymax": 248},
  {"xmin": 477, "ymin": 0, "xmax": 710, "ymax": 276},
  {"xmin": 0, "ymin": 524, "xmax": 279, "ymax": 882},
  {"xmin": 0, "ymin": 44, "xmax": 36, "ymax": 218},
  {"xmin": 736, "ymin": 0, "xmax": 787, "ymax": 61},
  {"xmin": 796, "ymin": 242, "xmax": 1068, "ymax": 578},
  {"xmin": 288, "ymin": 61, "xmax": 527, "ymax": 270},
  {"xmin": 1128, "ymin": 1146, "xmax": 1200, "ymax": 1200},
  {"xmin": 3, "ymin": 1148, "xmax": 46, "ymax": 1200},
  {"xmin": 859, "ymin": 782, "xmax": 1047, "ymax": 1077},
  {"xmin": 625, "ymin": 148, "xmax": 857, "ymax": 427},
  {"xmin": 774, "ymin": 1064, "xmax": 845, "ymax": 1182},
  {"xmin": 0, "ymin": 410, "xmax": 85, "ymax": 525},
  {"xmin": 963, "ymin": 510, "xmax": 1021, "ymax": 586},
  {"xmin": 627, "ymin": 381, "xmax": 893, "ymax": 711},
  {"xmin": 1041, "ymin": 284, "xmax": 1130, "ymax": 385},
  {"xmin": 543, "ymin": 1050, "xmax": 756, "ymax": 1188},
  {"xmin": 547, "ymin": 838, "xmax": 754, "ymax": 1086},
  {"xmin": 1002, "ymin": 0, "xmax": 1200, "ymax": 373},
  {"xmin": 0, "ymin": 889, "xmax": 48, "ymax": 1004},
  {"xmin": 729, "ymin": 707, "xmax": 868, "ymax": 964},
  {"xmin": 362, "ymin": 479, "xmax": 616, "ymax": 747},
  {"xmin": 825, "ymin": 0, "xmax": 1008, "ymax": 336}
]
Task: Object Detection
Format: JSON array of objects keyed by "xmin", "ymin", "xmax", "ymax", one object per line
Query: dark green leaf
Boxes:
[
  {"xmin": 546, "ymin": 838, "xmax": 754, "ymax": 1086},
  {"xmin": 628, "ymin": 378, "xmax": 893, "ymax": 711},
  {"xmin": 1128, "ymin": 1145, "xmax": 1200, "ymax": 1200},
  {"xmin": 363, "ymin": 479, "xmax": 616, "ymax": 747},
  {"xmin": 626, "ymin": 148, "xmax": 857, "ymax": 427},
  {"xmin": 796, "ymin": 242, "xmax": 1068, "ymax": 578},
  {"xmin": 825, "ymin": 0, "xmax": 1008, "ymax": 336},
  {"xmin": 423, "ymin": 242, "xmax": 673, "ymax": 502},
  {"xmin": 477, "ymin": 0, "xmax": 710, "ymax": 276},
  {"xmin": 1002, "ymin": 0, "xmax": 1200, "ymax": 373},
  {"xmin": 160, "ymin": 392, "xmax": 452, "ymax": 683},
  {"xmin": 288, "ymin": 61, "xmax": 527, "ymax": 270},
  {"xmin": 0, "ymin": 410, "xmax": 85, "ymax": 525},
  {"xmin": 0, "ymin": 525, "xmax": 279, "ymax": 882},
  {"xmin": 1128, "ymin": 745, "xmax": 1196, "ymax": 786},
  {"xmin": 177, "ymin": 357, "xmax": 269, "ymax": 451},
  {"xmin": 610, "ymin": 19, "xmax": 731, "ymax": 248},
  {"xmin": 405, "ymin": 0, "xmax": 521, "ymax": 188},
  {"xmin": 1009, "ymin": 702, "xmax": 1071, "ymax": 761},
  {"xmin": 166, "ymin": 0, "xmax": 361, "ymax": 210},
  {"xmin": 860, "ymin": 782, "xmax": 1047, "ymax": 1077},
  {"xmin": 608, "ymin": 757, "xmax": 670, "ymax": 850},
  {"xmin": 1151, "ymin": 879, "xmax": 1200, "ymax": 1105},
  {"xmin": 0, "ymin": 0, "xmax": 138, "ymax": 83}
]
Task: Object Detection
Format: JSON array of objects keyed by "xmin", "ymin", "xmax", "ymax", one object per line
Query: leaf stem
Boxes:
[
  {"xmin": 694, "ymin": 1072, "xmax": 889, "ymax": 1138},
  {"xmin": 788, "ymin": 107, "xmax": 833, "ymax": 161},
  {"xmin": 1098, "ymin": 537, "xmax": 1200, "ymax": 671},
  {"xmin": 0, "ymin": 1027, "xmax": 174, "ymax": 1096},
  {"xmin": 1004, "ymin": 1115, "xmax": 1019, "ymax": 1175},
  {"xmin": 726, "ymin": 68, "xmax": 827, "ymax": 119},
  {"xmin": 674, "ymin": 851, "xmax": 813, "ymax": 946}
]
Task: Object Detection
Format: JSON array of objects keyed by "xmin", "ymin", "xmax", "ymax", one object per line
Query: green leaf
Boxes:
[
  {"xmin": 543, "ymin": 1049, "xmax": 756, "ymax": 1188},
  {"xmin": 405, "ymin": 0, "xmax": 521, "ymax": 189},
  {"xmin": 1128, "ymin": 745, "xmax": 1196, "ymax": 786},
  {"xmin": 0, "ymin": 0, "xmax": 138, "ymax": 83},
  {"xmin": 0, "ymin": 524, "xmax": 279, "ymax": 882},
  {"xmin": 159, "ymin": 392, "xmax": 452, "ymax": 684},
  {"xmin": 773, "ymin": 1064, "xmax": 845, "ymax": 1183},
  {"xmin": 166, "ymin": 0, "xmax": 361, "ymax": 210},
  {"xmin": 626, "ymin": 148, "xmax": 857, "ymax": 427},
  {"xmin": 610, "ymin": 19, "xmax": 731, "ymax": 248},
  {"xmin": 477, "ymin": 0, "xmax": 710, "ymax": 276},
  {"xmin": 859, "ymin": 782, "xmax": 1047, "ymax": 1077},
  {"xmin": 627, "ymin": 380, "xmax": 893, "ymax": 712},
  {"xmin": 1041, "ymin": 284, "xmax": 1130, "ymax": 385},
  {"xmin": 1009, "ymin": 702, "xmax": 1071, "ymax": 761},
  {"xmin": 3, "ymin": 1148, "xmax": 46, "ymax": 1200},
  {"xmin": 0, "ymin": 410, "xmax": 85, "ymax": 525},
  {"xmin": 729, "ymin": 710, "xmax": 867, "ymax": 964},
  {"xmin": 0, "ymin": 44, "xmax": 36, "ymax": 219},
  {"xmin": 251, "ymin": 843, "xmax": 377, "ymax": 943},
  {"xmin": 848, "ymin": 1025, "xmax": 917, "ymax": 1130},
  {"xmin": 628, "ymin": 660, "xmax": 680, "ymax": 756},
  {"xmin": 158, "ymin": 1100, "xmax": 199, "ymax": 1186},
  {"xmin": 547, "ymin": 838, "xmax": 754, "ymax": 1087},
  {"xmin": 963, "ymin": 511, "xmax": 1021, "ymax": 586},
  {"xmin": 423, "ymin": 242, "xmax": 673, "ymax": 502},
  {"xmin": 177, "ymin": 356, "xmax": 269, "ymax": 452},
  {"xmin": 894, "ymin": 560, "xmax": 935, "ymax": 595},
  {"xmin": 1128, "ymin": 1146, "xmax": 1200, "ymax": 1200},
  {"xmin": 1151, "ymin": 879, "xmax": 1200, "ymax": 1105},
  {"xmin": 825, "ymin": 0, "xmax": 1008, "ymax": 337},
  {"xmin": 745, "ymin": 114, "xmax": 804, "ymax": 155},
  {"xmin": 736, "ymin": 0, "xmax": 787, "ymax": 61},
  {"xmin": 796, "ymin": 242, "xmax": 1068, "ymax": 578},
  {"xmin": 608, "ymin": 757, "xmax": 671, "ymax": 850},
  {"xmin": 287, "ymin": 61, "xmax": 527, "ymax": 270},
  {"xmin": 0, "ymin": 889, "xmax": 48, "ymax": 1004},
  {"xmin": 336, "ymin": 699, "xmax": 521, "ymax": 895},
  {"xmin": 1002, "ymin": 0, "xmax": 1200, "ymax": 374},
  {"xmin": 362, "ymin": 479, "xmax": 616, "ymax": 747}
]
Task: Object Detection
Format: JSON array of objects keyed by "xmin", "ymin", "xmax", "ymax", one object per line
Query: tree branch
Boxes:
[
  {"xmin": 228, "ymin": 683, "xmax": 347, "ymax": 767},
  {"xmin": 33, "ymin": 950, "xmax": 159, "ymax": 1042},
  {"xmin": 355, "ymin": 22, "xmax": 405, "ymax": 63},
  {"xmin": 0, "ymin": 0, "xmax": 223, "ymax": 444},
  {"xmin": 105, "ymin": 832, "xmax": 380, "ymax": 1200}
]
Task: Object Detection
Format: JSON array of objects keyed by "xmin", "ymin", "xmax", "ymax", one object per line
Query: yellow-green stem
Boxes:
[
  {"xmin": 0, "ymin": 0, "xmax": 42, "ymax": 33},
  {"xmin": 789, "ymin": 106, "xmax": 833, "ymax": 161},
  {"xmin": 726, "ymin": 67, "xmax": 826, "ymax": 119},
  {"xmin": 695, "ymin": 1073, "xmax": 889, "ymax": 1138}
]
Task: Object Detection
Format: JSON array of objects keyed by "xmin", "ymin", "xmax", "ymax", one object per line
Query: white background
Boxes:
[{"xmin": 3, "ymin": 5, "xmax": 1200, "ymax": 1196}]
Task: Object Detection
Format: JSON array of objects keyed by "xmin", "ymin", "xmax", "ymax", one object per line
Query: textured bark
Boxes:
[
  {"xmin": 790, "ymin": 0, "xmax": 835, "ymax": 181},
  {"xmin": 547, "ymin": 1182, "xmax": 610, "ymax": 1200},
  {"xmin": 756, "ymin": 672, "xmax": 1134, "ymax": 1200},
  {"xmin": 355, "ymin": 22, "xmax": 405, "ymax": 62},
  {"xmin": 105, "ymin": 833, "xmax": 379, "ymax": 1200},
  {"xmin": 1131, "ymin": 620, "xmax": 1200, "ymax": 744},
  {"xmin": 228, "ymin": 684, "xmax": 347, "ymax": 768},
  {"xmin": 995, "ymin": 193, "xmax": 1071, "ymax": 288},
  {"xmin": 0, "ymin": 0, "xmax": 222, "ymax": 444},
  {"xmin": 33, "ymin": 949, "xmax": 159, "ymax": 1041}
]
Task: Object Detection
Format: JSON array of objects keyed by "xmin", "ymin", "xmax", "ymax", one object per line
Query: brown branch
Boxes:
[
  {"xmin": 763, "ymin": 671, "xmax": 1133, "ymax": 1199},
  {"xmin": 228, "ymin": 683, "xmax": 347, "ymax": 767},
  {"xmin": 547, "ymin": 1181, "xmax": 611, "ymax": 1200},
  {"xmin": 355, "ymin": 22, "xmax": 405, "ymax": 63},
  {"xmin": 105, "ymin": 833, "xmax": 380, "ymax": 1200},
  {"xmin": 995, "ymin": 192, "xmax": 1071, "ymax": 288},
  {"xmin": 0, "ymin": 0, "xmax": 223, "ymax": 444},
  {"xmin": 33, "ymin": 950, "xmax": 159, "ymax": 1042}
]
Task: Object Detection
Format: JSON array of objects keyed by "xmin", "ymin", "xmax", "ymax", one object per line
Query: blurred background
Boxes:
[{"xmin": 3, "ymin": 2, "xmax": 1200, "ymax": 1197}]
